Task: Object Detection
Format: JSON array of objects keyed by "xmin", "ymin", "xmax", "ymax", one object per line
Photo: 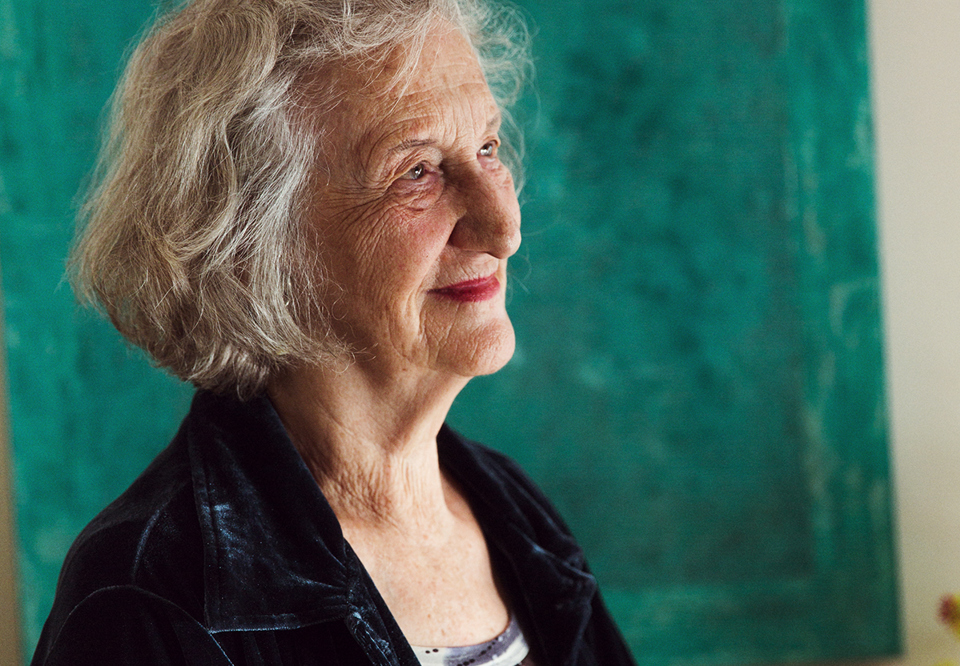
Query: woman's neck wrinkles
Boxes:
[{"xmin": 266, "ymin": 362, "xmax": 468, "ymax": 530}]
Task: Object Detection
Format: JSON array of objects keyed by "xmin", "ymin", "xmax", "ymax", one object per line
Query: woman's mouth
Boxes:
[{"xmin": 430, "ymin": 274, "xmax": 501, "ymax": 302}]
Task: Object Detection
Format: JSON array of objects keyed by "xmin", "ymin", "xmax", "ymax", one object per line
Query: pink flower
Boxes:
[{"xmin": 940, "ymin": 595, "xmax": 960, "ymax": 636}]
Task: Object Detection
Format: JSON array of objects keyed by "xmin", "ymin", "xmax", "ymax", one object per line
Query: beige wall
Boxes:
[
  {"xmin": 0, "ymin": 0, "xmax": 957, "ymax": 664},
  {"xmin": 870, "ymin": 0, "xmax": 960, "ymax": 663}
]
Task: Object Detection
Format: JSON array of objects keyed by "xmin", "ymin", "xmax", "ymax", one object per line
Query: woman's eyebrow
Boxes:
[
  {"xmin": 387, "ymin": 112, "xmax": 503, "ymax": 154},
  {"xmin": 389, "ymin": 137, "xmax": 437, "ymax": 153}
]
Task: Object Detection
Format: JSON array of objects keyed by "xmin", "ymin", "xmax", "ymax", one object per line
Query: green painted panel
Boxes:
[
  {"xmin": 1, "ymin": 0, "xmax": 898, "ymax": 663},
  {"xmin": 450, "ymin": 0, "xmax": 898, "ymax": 662},
  {"xmin": 0, "ymin": 0, "xmax": 194, "ymax": 658}
]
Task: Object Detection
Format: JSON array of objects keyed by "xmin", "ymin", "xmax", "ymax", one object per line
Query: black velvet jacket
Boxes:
[{"xmin": 32, "ymin": 391, "xmax": 636, "ymax": 665}]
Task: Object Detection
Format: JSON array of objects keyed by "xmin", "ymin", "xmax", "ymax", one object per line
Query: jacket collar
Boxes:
[
  {"xmin": 437, "ymin": 426, "xmax": 598, "ymax": 666},
  {"xmin": 185, "ymin": 390, "xmax": 361, "ymax": 632},
  {"xmin": 184, "ymin": 391, "xmax": 596, "ymax": 663}
]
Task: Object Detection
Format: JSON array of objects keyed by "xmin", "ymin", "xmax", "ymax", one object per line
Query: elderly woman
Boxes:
[{"xmin": 32, "ymin": 0, "xmax": 635, "ymax": 664}]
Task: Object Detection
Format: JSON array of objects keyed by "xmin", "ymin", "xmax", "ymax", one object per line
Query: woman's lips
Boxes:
[{"xmin": 430, "ymin": 274, "xmax": 501, "ymax": 302}]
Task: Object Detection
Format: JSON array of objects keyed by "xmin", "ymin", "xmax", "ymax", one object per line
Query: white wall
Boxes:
[
  {"xmin": 0, "ymin": 0, "xmax": 957, "ymax": 664},
  {"xmin": 869, "ymin": 0, "xmax": 960, "ymax": 663}
]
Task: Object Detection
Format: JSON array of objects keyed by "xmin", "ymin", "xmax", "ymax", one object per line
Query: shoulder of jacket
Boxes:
[
  {"xmin": 34, "ymin": 585, "xmax": 230, "ymax": 666},
  {"xmin": 442, "ymin": 426, "xmax": 576, "ymax": 540},
  {"xmin": 52, "ymin": 438, "xmax": 205, "ymax": 623}
]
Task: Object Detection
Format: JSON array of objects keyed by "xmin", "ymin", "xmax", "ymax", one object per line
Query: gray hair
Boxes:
[{"xmin": 70, "ymin": 0, "xmax": 530, "ymax": 398}]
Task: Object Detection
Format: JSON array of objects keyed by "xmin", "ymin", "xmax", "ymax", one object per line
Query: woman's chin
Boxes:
[
  {"xmin": 471, "ymin": 331, "xmax": 517, "ymax": 377},
  {"xmin": 442, "ymin": 319, "xmax": 517, "ymax": 379}
]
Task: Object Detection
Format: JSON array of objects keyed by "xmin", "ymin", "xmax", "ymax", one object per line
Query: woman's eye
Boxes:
[
  {"xmin": 401, "ymin": 163, "xmax": 426, "ymax": 180},
  {"xmin": 479, "ymin": 142, "xmax": 497, "ymax": 158}
]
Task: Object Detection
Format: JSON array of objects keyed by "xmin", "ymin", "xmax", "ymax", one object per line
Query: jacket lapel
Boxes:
[
  {"xmin": 438, "ymin": 426, "xmax": 598, "ymax": 666},
  {"xmin": 187, "ymin": 392, "xmax": 357, "ymax": 632}
]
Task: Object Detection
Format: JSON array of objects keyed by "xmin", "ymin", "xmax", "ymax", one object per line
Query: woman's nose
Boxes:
[{"xmin": 448, "ymin": 169, "xmax": 521, "ymax": 259}]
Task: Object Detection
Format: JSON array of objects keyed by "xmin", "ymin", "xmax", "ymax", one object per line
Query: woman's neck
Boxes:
[
  {"xmin": 267, "ymin": 362, "xmax": 511, "ymax": 649},
  {"xmin": 266, "ymin": 362, "xmax": 469, "ymax": 529}
]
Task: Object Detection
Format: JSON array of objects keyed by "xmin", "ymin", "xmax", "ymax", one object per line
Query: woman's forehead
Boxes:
[
  {"xmin": 354, "ymin": 24, "xmax": 487, "ymax": 106},
  {"xmin": 318, "ymin": 26, "xmax": 499, "ymax": 164}
]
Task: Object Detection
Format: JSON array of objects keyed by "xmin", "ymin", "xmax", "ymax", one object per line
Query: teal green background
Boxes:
[{"xmin": 1, "ymin": 0, "xmax": 898, "ymax": 663}]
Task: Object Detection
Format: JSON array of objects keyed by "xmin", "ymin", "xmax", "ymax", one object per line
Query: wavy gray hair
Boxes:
[{"xmin": 70, "ymin": 0, "xmax": 530, "ymax": 398}]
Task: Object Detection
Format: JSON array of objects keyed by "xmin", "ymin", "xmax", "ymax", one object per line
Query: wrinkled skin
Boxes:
[{"xmin": 310, "ymin": 24, "xmax": 522, "ymax": 384}]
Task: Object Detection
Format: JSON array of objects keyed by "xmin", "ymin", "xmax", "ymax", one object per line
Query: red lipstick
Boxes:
[{"xmin": 431, "ymin": 274, "xmax": 501, "ymax": 302}]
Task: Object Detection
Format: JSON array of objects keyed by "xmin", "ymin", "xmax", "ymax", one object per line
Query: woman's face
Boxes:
[{"xmin": 308, "ymin": 24, "xmax": 521, "ymax": 382}]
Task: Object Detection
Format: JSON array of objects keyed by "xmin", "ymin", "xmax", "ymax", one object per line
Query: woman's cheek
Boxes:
[{"xmin": 389, "ymin": 192, "xmax": 447, "ymax": 230}]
